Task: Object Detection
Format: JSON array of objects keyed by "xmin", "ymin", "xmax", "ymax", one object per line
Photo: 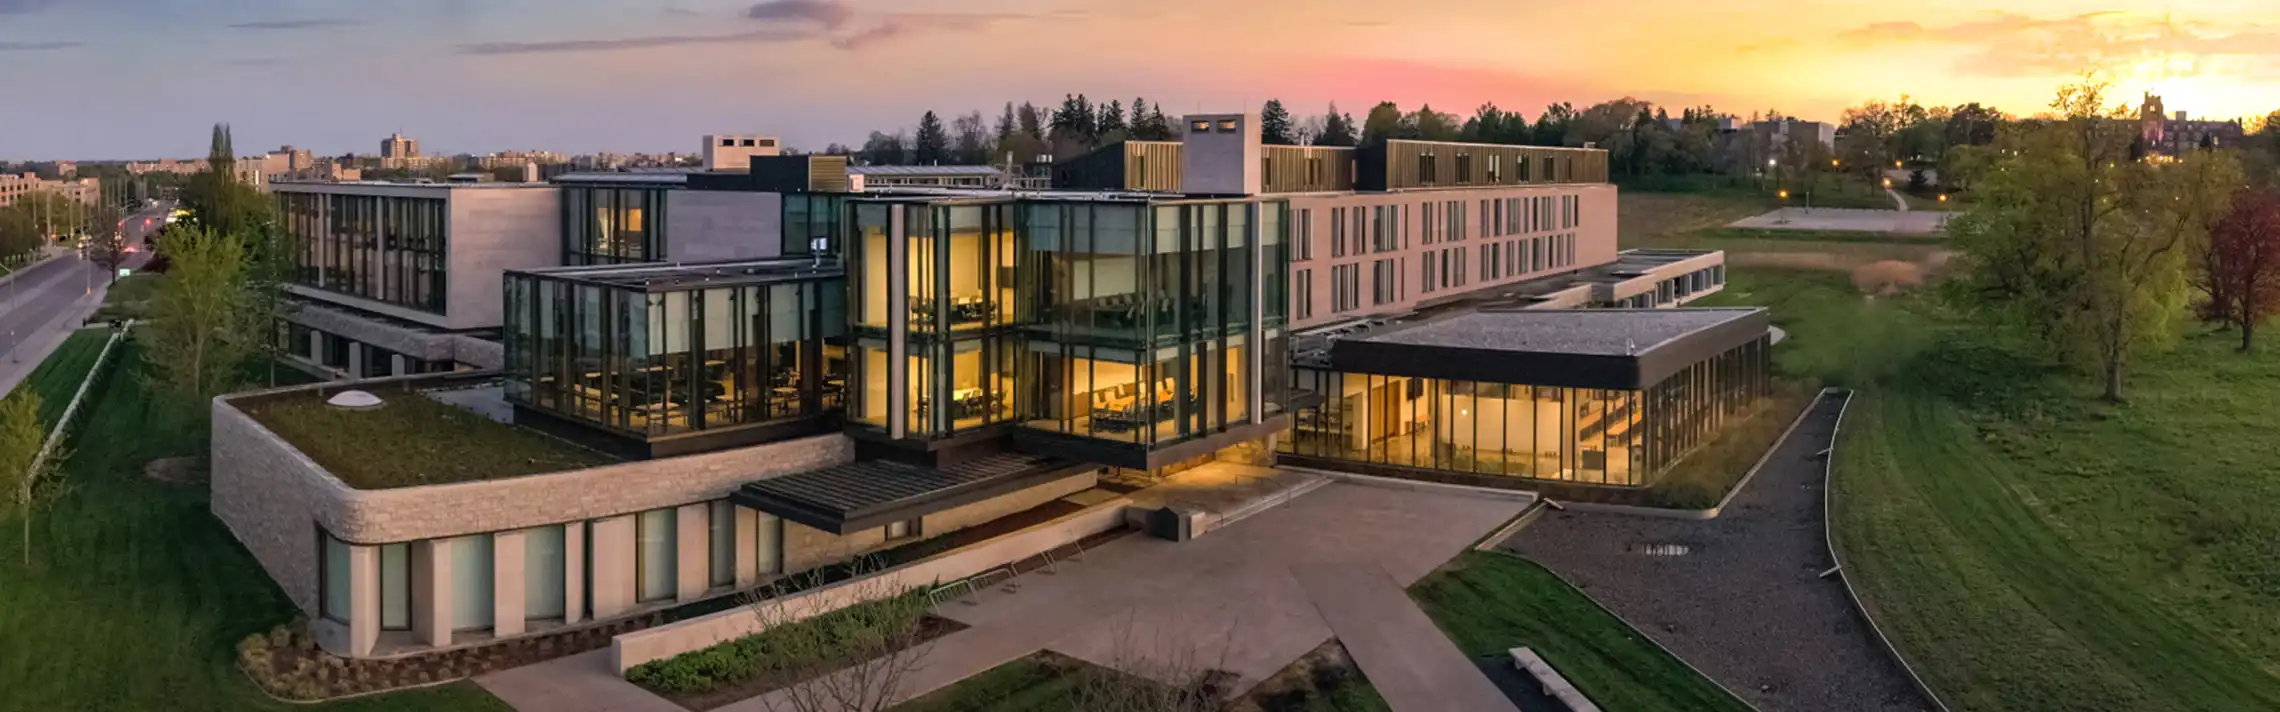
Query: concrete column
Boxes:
[
  {"xmin": 347, "ymin": 342, "xmax": 365, "ymax": 378},
  {"xmin": 589, "ymin": 515, "xmax": 635, "ymax": 619},
  {"xmin": 733, "ymin": 506, "xmax": 759, "ymax": 588},
  {"xmin": 563, "ymin": 521, "xmax": 586, "ymax": 624},
  {"xmin": 411, "ymin": 538, "xmax": 454, "ymax": 647},
  {"xmin": 492, "ymin": 530, "xmax": 526, "ymax": 638},
  {"xmin": 348, "ymin": 545, "xmax": 379, "ymax": 656},
  {"xmin": 308, "ymin": 329, "xmax": 323, "ymax": 362},
  {"xmin": 390, "ymin": 354, "xmax": 408, "ymax": 377},
  {"xmin": 676, "ymin": 503, "xmax": 708, "ymax": 601}
]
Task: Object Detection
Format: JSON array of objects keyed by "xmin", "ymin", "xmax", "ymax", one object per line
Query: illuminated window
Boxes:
[{"xmin": 1191, "ymin": 120, "xmax": 1212, "ymax": 133}]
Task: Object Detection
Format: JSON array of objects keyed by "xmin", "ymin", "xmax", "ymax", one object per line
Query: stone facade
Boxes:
[{"xmin": 210, "ymin": 386, "xmax": 854, "ymax": 614}]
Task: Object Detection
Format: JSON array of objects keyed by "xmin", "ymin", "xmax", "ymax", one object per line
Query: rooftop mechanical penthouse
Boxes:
[{"xmin": 214, "ymin": 111, "xmax": 1760, "ymax": 659}]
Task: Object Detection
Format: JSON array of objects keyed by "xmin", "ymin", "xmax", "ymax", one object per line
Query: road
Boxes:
[{"xmin": 0, "ymin": 201, "xmax": 171, "ymax": 385}]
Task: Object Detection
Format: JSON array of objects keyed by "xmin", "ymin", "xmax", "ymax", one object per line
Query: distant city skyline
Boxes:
[{"xmin": 2, "ymin": 0, "xmax": 2276, "ymax": 160}]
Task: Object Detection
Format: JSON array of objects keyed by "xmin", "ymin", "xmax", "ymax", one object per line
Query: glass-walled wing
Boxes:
[
  {"xmin": 562, "ymin": 186, "xmax": 667, "ymax": 266},
  {"xmin": 782, "ymin": 193, "xmax": 848, "ymax": 259},
  {"xmin": 503, "ymin": 271, "xmax": 846, "ymax": 440},
  {"xmin": 279, "ymin": 191, "xmax": 447, "ymax": 313},
  {"xmin": 1277, "ymin": 336, "xmax": 1770, "ymax": 488}
]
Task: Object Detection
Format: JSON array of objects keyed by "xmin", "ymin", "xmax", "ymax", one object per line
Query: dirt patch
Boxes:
[
  {"xmin": 1852, "ymin": 261, "xmax": 1925, "ymax": 296},
  {"xmin": 1229, "ymin": 639, "xmax": 1385, "ymax": 712},
  {"xmin": 144, "ymin": 457, "xmax": 207, "ymax": 485}
]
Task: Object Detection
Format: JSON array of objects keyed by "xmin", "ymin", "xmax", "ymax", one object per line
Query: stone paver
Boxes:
[
  {"xmin": 1293, "ymin": 563, "xmax": 1518, "ymax": 712},
  {"xmin": 1728, "ymin": 207, "xmax": 1950, "ymax": 235},
  {"xmin": 1507, "ymin": 393, "xmax": 1930, "ymax": 712},
  {"xmin": 475, "ymin": 650, "xmax": 683, "ymax": 712}
]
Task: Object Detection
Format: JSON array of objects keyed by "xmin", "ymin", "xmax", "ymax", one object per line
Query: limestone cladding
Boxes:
[
  {"xmin": 210, "ymin": 387, "xmax": 854, "ymax": 614},
  {"xmin": 290, "ymin": 303, "xmax": 455, "ymax": 362},
  {"xmin": 451, "ymin": 334, "xmax": 504, "ymax": 370}
]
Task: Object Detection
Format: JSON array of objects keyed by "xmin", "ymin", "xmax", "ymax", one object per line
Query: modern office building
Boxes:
[
  {"xmin": 701, "ymin": 135, "xmax": 783, "ymax": 171},
  {"xmin": 270, "ymin": 180, "xmax": 561, "ymax": 378},
  {"xmin": 848, "ymin": 165, "xmax": 1007, "ymax": 190},
  {"xmin": 218, "ymin": 111, "xmax": 1762, "ymax": 660}
]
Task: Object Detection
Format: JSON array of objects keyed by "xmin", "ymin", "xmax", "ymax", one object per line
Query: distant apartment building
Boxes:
[
  {"xmin": 216, "ymin": 113, "xmax": 1757, "ymax": 661},
  {"xmin": 381, "ymin": 132, "xmax": 420, "ymax": 160},
  {"xmin": 2139, "ymin": 94, "xmax": 2248, "ymax": 156},
  {"xmin": 701, "ymin": 135, "xmax": 783, "ymax": 171},
  {"xmin": 0, "ymin": 172, "xmax": 99, "ymax": 208},
  {"xmin": 126, "ymin": 158, "xmax": 207, "ymax": 176},
  {"xmin": 479, "ymin": 151, "xmax": 570, "ymax": 170},
  {"xmin": 1751, "ymin": 117, "xmax": 1836, "ymax": 154}
]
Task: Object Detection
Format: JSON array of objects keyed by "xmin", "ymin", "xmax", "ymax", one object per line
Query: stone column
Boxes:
[
  {"xmin": 308, "ymin": 329, "xmax": 323, "ymax": 363},
  {"xmin": 676, "ymin": 503, "xmax": 708, "ymax": 601},
  {"xmin": 589, "ymin": 515, "xmax": 635, "ymax": 618},
  {"xmin": 347, "ymin": 342, "xmax": 364, "ymax": 379},
  {"xmin": 563, "ymin": 521, "xmax": 586, "ymax": 624},
  {"xmin": 411, "ymin": 538, "xmax": 454, "ymax": 648},
  {"xmin": 349, "ymin": 545, "xmax": 379, "ymax": 656},
  {"xmin": 733, "ymin": 506, "xmax": 759, "ymax": 588},
  {"xmin": 390, "ymin": 354, "xmax": 409, "ymax": 377},
  {"xmin": 492, "ymin": 530, "xmax": 526, "ymax": 638}
]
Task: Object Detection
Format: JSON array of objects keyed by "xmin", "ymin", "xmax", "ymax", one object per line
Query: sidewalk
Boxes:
[
  {"xmin": 476, "ymin": 650, "xmax": 683, "ymax": 712},
  {"xmin": 1293, "ymin": 563, "xmax": 1518, "ymax": 712}
]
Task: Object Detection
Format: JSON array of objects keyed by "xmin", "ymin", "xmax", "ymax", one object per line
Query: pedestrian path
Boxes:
[
  {"xmin": 1293, "ymin": 563, "xmax": 1519, "ymax": 712},
  {"xmin": 475, "ymin": 650, "xmax": 684, "ymax": 712}
]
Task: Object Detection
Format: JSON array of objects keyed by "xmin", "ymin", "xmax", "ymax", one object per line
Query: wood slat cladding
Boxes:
[
  {"xmin": 807, "ymin": 155, "xmax": 851, "ymax": 192},
  {"xmin": 1358, "ymin": 140, "xmax": 1609, "ymax": 191},
  {"xmin": 1051, "ymin": 141, "xmax": 1184, "ymax": 192},
  {"xmin": 1260, "ymin": 145, "xmax": 1356, "ymax": 194}
]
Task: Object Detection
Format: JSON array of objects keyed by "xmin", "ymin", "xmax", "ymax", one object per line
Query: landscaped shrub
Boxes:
[{"xmin": 625, "ymin": 591, "xmax": 937, "ymax": 696}]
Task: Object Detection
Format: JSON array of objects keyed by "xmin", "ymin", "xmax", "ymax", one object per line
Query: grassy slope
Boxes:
[
  {"xmin": 1699, "ymin": 264, "xmax": 2280, "ymax": 710},
  {"xmin": 1409, "ymin": 551, "xmax": 1752, "ymax": 712},
  {"xmin": 1836, "ymin": 336, "xmax": 2280, "ymax": 712},
  {"xmin": 0, "ymin": 342, "xmax": 509, "ymax": 712},
  {"xmin": 6, "ymin": 328, "xmax": 112, "ymax": 425}
]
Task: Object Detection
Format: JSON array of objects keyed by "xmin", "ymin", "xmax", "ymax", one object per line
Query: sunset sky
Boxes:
[{"xmin": 1, "ymin": 0, "xmax": 2275, "ymax": 159}]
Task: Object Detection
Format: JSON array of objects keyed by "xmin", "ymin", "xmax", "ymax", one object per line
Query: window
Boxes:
[
  {"xmin": 1419, "ymin": 153, "xmax": 1437, "ymax": 183},
  {"xmin": 636, "ymin": 508, "xmax": 677, "ymax": 603},
  {"xmin": 754, "ymin": 512, "xmax": 784, "ymax": 576},
  {"xmin": 1294, "ymin": 210, "xmax": 1313, "ymax": 261},
  {"xmin": 721, "ymin": 138, "xmax": 735, "ymax": 147},
  {"xmin": 1455, "ymin": 153, "xmax": 1472, "ymax": 183},
  {"xmin": 1421, "ymin": 255, "xmax": 1436, "ymax": 294},
  {"xmin": 1372, "ymin": 259, "xmax": 1397, "ymax": 305},
  {"xmin": 525, "ymin": 525, "xmax": 567, "ymax": 620},
  {"xmin": 1329, "ymin": 207, "xmax": 1346, "ymax": 258},
  {"xmin": 1307, "ymin": 157, "xmax": 1323, "ymax": 185},
  {"xmin": 885, "ymin": 519, "xmax": 920, "ymax": 541},
  {"xmin": 1191, "ymin": 120, "xmax": 1212, "ymax": 133},
  {"xmin": 1297, "ymin": 269, "xmax": 1314, "ymax": 319},
  {"xmin": 321, "ymin": 532, "xmax": 351, "ymax": 623},
  {"xmin": 1489, "ymin": 154, "xmax": 1502, "ymax": 182},
  {"xmin": 759, "ymin": 138, "xmax": 777, "ymax": 147},
  {"xmin": 708, "ymin": 500, "xmax": 735, "ymax": 588},
  {"xmin": 380, "ymin": 543, "xmax": 410, "ymax": 630},
  {"xmin": 280, "ymin": 191, "xmax": 448, "ymax": 312},
  {"xmin": 1219, "ymin": 119, "xmax": 1239, "ymax": 132},
  {"xmin": 1261, "ymin": 156, "xmax": 1273, "ymax": 187},
  {"xmin": 451, "ymin": 535, "xmax": 495, "ymax": 631}
]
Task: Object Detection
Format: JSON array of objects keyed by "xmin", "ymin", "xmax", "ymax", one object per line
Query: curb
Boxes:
[
  {"xmin": 0, "ymin": 251, "xmax": 64, "ymax": 291},
  {"xmin": 1818, "ymin": 387, "xmax": 1955, "ymax": 712}
]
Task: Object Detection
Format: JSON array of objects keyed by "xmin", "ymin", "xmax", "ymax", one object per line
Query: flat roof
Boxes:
[
  {"xmin": 1321, "ymin": 307, "xmax": 1770, "ymax": 390},
  {"xmin": 1351, "ymin": 308, "xmax": 1761, "ymax": 356},
  {"xmin": 850, "ymin": 165, "xmax": 1003, "ymax": 177},
  {"xmin": 509, "ymin": 257, "xmax": 843, "ymax": 292},
  {"xmin": 732, "ymin": 452, "xmax": 1089, "ymax": 534},
  {"xmin": 550, "ymin": 170, "xmax": 703, "ymax": 186}
]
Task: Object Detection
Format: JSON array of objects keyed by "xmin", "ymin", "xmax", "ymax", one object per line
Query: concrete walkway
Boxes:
[
  {"xmin": 1884, "ymin": 186, "xmax": 1910, "ymax": 212},
  {"xmin": 1727, "ymin": 207, "xmax": 1949, "ymax": 235},
  {"xmin": 476, "ymin": 650, "xmax": 683, "ymax": 712},
  {"xmin": 1293, "ymin": 563, "xmax": 1518, "ymax": 712},
  {"xmin": 1508, "ymin": 394, "xmax": 1929, "ymax": 712}
]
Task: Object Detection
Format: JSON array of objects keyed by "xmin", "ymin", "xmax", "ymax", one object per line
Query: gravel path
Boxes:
[{"xmin": 1506, "ymin": 393, "xmax": 1930, "ymax": 712}]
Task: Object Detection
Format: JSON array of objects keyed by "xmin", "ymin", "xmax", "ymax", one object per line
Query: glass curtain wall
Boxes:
[
  {"xmin": 562, "ymin": 186, "xmax": 667, "ymax": 265},
  {"xmin": 847, "ymin": 201, "xmax": 1020, "ymax": 439},
  {"xmin": 279, "ymin": 191, "xmax": 447, "ymax": 312},
  {"xmin": 1017, "ymin": 200, "xmax": 1285, "ymax": 446},
  {"xmin": 503, "ymin": 273, "xmax": 848, "ymax": 437},
  {"xmin": 1279, "ymin": 336, "xmax": 1769, "ymax": 487},
  {"xmin": 782, "ymin": 193, "xmax": 848, "ymax": 258}
]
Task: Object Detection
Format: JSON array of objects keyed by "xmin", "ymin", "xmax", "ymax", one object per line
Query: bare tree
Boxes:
[
  {"xmin": 1065, "ymin": 610, "xmax": 1235, "ymax": 712},
  {"xmin": 749, "ymin": 556, "xmax": 938, "ymax": 712}
]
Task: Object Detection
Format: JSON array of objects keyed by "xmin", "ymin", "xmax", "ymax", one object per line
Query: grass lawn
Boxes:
[
  {"xmin": 6, "ymin": 328, "xmax": 113, "ymax": 425},
  {"xmin": 239, "ymin": 386, "xmax": 612, "ymax": 489},
  {"xmin": 1409, "ymin": 551, "xmax": 1752, "ymax": 712},
  {"xmin": 0, "ymin": 341, "xmax": 511, "ymax": 711},
  {"xmin": 1833, "ymin": 333, "xmax": 2280, "ymax": 711},
  {"xmin": 90, "ymin": 272, "xmax": 161, "ymax": 323},
  {"xmin": 890, "ymin": 650, "xmax": 1389, "ymax": 712},
  {"xmin": 1646, "ymin": 382, "xmax": 1814, "ymax": 508},
  {"xmin": 1616, "ymin": 191, "xmax": 1769, "ymax": 248}
]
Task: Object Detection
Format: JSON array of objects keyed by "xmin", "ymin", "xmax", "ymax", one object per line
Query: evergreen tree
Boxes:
[
  {"xmin": 1130, "ymin": 99, "xmax": 1174, "ymax": 141},
  {"xmin": 1534, "ymin": 102, "xmax": 1577, "ymax": 146},
  {"xmin": 995, "ymin": 103, "xmax": 1018, "ymax": 146},
  {"xmin": 207, "ymin": 123, "xmax": 235, "ymax": 172},
  {"xmin": 1098, "ymin": 100, "xmax": 1128, "ymax": 141},
  {"xmin": 1317, "ymin": 104, "xmax": 1357, "ymax": 147},
  {"xmin": 1360, "ymin": 101, "xmax": 1405, "ymax": 147},
  {"xmin": 1261, "ymin": 99, "xmax": 1296, "ymax": 145},
  {"xmin": 913, "ymin": 111, "xmax": 950, "ymax": 164},
  {"xmin": 1017, "ymin": 103, "xmax": 1046, "ymax": 140}
]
